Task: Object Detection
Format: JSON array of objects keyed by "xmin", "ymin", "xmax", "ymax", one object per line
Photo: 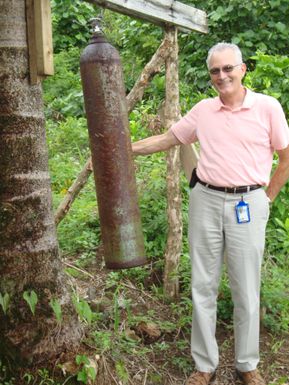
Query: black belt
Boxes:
[{"xmin": 197, "ymin": 179, "xmax": 261, "ymax": 194}]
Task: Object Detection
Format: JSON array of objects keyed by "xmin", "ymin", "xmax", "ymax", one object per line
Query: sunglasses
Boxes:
[{"xmin": 209, "ymin": 63, "xmax": 242, "ymax": 75}]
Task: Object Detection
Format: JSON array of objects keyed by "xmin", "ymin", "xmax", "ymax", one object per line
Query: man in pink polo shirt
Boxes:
[{"xmin": 132, "ymin": 43, "xmax": 289, "ymax": 385}]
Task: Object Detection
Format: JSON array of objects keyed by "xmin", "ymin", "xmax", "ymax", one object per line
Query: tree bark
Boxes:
[
  {"xmin": 0, "ymin": 0, "xmax": 82, "ymax": 364},
  {"xmin": 162, "ymin": 27, "xmax": 182, "ymax": 300}
]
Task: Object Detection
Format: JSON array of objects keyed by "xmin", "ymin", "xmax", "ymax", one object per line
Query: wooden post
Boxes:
[
  {"xmin": 54, "ymin": 158, "xmax": 93, "ymax": 225},
  {"xmin": 34, "ymin": 0, "xmax": 54, "ymax": 76},
  {"xmin": 26, "ymin": 0, "xmax": 54, "ymax": 84},
  {"xmin": 162, "ymin": 26, "xmax": 182, "ymax": 300}
]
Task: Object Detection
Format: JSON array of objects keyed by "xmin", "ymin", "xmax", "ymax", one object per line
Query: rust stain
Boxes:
[{"xmin": 80, "ymin": 33, "xmax": 146, "ymax": 269}]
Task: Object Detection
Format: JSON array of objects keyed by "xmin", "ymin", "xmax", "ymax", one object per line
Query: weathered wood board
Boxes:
[
  {"xmin": 87, "ymin": 0, "xmax": 208, "ymax": 33},
  {"xmin": 26, "ymin": 0, "xmax": 54, "ymax": 84}
]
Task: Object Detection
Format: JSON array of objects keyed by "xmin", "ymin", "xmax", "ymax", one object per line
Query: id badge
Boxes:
[{"xmin": 235, "ymin": 198, "xmax": 250, "ymax": 224}]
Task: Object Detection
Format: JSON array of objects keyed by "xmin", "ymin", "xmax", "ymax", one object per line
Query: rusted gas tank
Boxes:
[{"xmin": 80, "ymin": 22, "xmax": 146, "ymax": 269}]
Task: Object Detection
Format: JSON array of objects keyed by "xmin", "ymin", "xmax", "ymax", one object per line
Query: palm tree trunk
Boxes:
[{"xmin": 0, "ymin": 0, "xmax": 82, "ymax": 364}]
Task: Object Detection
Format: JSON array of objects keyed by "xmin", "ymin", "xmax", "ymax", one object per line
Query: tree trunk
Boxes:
[
  {"xmin": 0, "ymin": 0, "xmax": 82, "ymax": 364},
  {"xmin": 162, "ymin": 27, "xmax": 182, "ymax": 300}
]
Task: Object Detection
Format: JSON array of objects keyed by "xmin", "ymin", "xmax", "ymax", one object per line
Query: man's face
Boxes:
[{"xmin": 208, "ymin": 49, "xmax": 246, "ymax": 99}]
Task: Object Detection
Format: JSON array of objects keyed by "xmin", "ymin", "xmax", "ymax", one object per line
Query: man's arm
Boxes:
[
  {"xmin": 266, "ymin": 145, "xmax": 289, "ymax": 201},
  {"xmin": 132, "ymin": 130, "xmax": 181, "ymax": 156}
]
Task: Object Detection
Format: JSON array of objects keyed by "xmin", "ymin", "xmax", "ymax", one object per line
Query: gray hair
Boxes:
[{"xmin": 206, "ymin": 43, "xmax": 243, "ymax": 68}]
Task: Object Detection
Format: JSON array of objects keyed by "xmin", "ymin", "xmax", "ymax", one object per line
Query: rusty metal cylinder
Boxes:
[{"xmin": 80, "ymin": 27, "xmax": 146, "ymax": 269}]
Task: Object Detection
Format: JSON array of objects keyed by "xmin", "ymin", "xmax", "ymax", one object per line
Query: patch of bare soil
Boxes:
[
  {"xmin": 12, "ymin": 250, "xmax": 287, "ymax": 385},
  {"xmin": 54, "ymin": 248, "xmax": 289, "ymax": 385}
]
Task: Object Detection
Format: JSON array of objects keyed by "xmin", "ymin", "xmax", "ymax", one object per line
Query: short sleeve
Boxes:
[
  {"xmin": 269, "ymin": 98, "xmax": 289, "ymax": 150},
  {"xmin": 170, "ymin": 103, "xmax": 200, "ymax": 144}
]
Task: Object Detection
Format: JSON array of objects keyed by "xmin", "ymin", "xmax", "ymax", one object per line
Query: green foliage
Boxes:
[
  {"xmin": 93, "ymin": 330, "xmax": 113, "ymax": 354},
  {"xmin": 137, "ymin": 153, "xmax": 168, "ymax": 257},
  {"xmin": 51, "ymin": 0, "xmax": 99, "ymax": 53},
  {"xmin": 49, "ymin": 298, "xmax": 62, "ymax": 323},
  {"xmin": 266, "ymin": 215, "xmax": 289, "ymax": 264},
  {"xmin": 0, "ymin": 362, "xmax": 65, "ymax": 385},
  {"xmin": 115, "ymin": 361, "xmax": 129, "ymax": 384},
  {"xmin": 0, "ymin": 293, "xmax": 10, "ymax": 315},
  {"xmin": 244, "ymin": 53, "xmax": 289, "ymax": 261},
  {"xmin": 245, "ymin": 53, "xmax": 289, "ymax": 111},
  {"xmin": 261, "ymin": 261, "xmax": 289, "ymax": 333},
  {"xmin": 23, "ymin": 290, "xmax": 38, "ymax": 315},
  {"xmin": 179, "ymin": 0, "xmax": 289, "ymax": 83},
  {"xmin": 43, "ymin": 47, "xmax": 84, "ymax": 120},
  {"xmin": 102, "ymin": 11, "xmax": 163, "ymax": 91},
  {"xmin": 75, "ymin": 355, "xmax": 97, "ymax": 384},
  {"xmin": 35, "ymin": 369, "xmax": 58, "ymax": 385},
  {"xmin": 47, "ymin": 118, "xmax": 89, "ymax": 163},
  {"xmin": 217, "ymin": 271, "xmax": 234, "ymax": 322},
  {"xmin": 72, "ymin": 295, "xmax": 93, "ymax": 325}
]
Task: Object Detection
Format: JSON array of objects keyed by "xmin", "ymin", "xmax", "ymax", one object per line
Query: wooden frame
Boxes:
[
  {"xmin": 26, "ymin": 0, "xmax": 54, "ymax": 84},
  {"xmin": 88, "ymin": 0, "xmax": 208, "ymax": 33}
]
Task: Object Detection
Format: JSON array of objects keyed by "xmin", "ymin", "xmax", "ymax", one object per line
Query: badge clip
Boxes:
[{"xmin": 235, "ymin": 196, "xmax": 250, "ymax": 224}]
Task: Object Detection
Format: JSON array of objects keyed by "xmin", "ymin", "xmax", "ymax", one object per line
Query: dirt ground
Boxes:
[
  {"xmin": 10, "ymin": 252, "xmax": 287, "ymax": 385},
  {"xmin": 63, "ymin": 252, "xmax": 289, "ymax": 385}
]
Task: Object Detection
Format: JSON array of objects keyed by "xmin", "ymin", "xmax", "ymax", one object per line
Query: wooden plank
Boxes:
[
  {"xmin": 26, "ymin": 0, "xmax": 39, "ymax": 84},
  {"xmin": 163, "ymin": 26, "xmax": 182, "ymax": 299},
  {"xmin": 34, "ymin": 0, "xmax": 54, "ymax": 76},
  {"xmin": 87, "ymin": 0, "xmax": 208, "ymax": 33}
]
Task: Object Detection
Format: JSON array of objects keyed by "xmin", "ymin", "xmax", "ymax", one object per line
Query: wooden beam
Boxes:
[
  {"xmin": 87, "ymin": 0, "xmax": 208, "ymax": 33},
  {"xmin": 25, "ymin": 0, "xmax": 54, "ymax": 84},
  {"xmin": 34, "ymin": 0, "xmax": 54, "ymax": 76},
  {"xmin": 26, "ymin": 0, "xmax": 39, "ymax": 84},
  {"xmin": 162, "ymin": 26, "xmax": 182, "ymax": 300}
]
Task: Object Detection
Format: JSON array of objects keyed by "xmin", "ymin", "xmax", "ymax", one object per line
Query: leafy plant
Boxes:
[
  {"xmin": 72, "ymin": 296, "xmax": 93, "ymax": 325},
  {"xmin": 49, "ymin": 298, "xmax": 62, "ymax": 323},
  {"xmin": 23, "ymin": 290, "xmax": 38, "ymax": 315},
  {"xmin": 75, "ymin": 355, "xmax": 97, "ymax": 384},
  {"xmin": 51, "ymin": 0, "xmax": 99, "ymax": 53},
  {"xmin": 93, "ymin": 331, "xmax": 113, "ymax": 354},
  {"xmin": 261, "ymin": 261, "xmax": 289, "ymax": 333},
  {"xmin": 115, "ymin": 361, "xmax": 129, "ymax": 384},
  {"xmin": 0, "ymin": 293, "xmax": 10, "ymax": 315}
]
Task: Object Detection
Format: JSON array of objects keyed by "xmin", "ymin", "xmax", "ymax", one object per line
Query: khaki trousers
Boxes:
[{"xmin": 188, "ymin": 183, "xmax": 269, "ymax": 372}]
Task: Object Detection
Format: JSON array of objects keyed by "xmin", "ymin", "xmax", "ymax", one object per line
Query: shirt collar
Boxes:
[{"xmin": 213, "ymin": 88, "xmax": 256, "ymax": 111}]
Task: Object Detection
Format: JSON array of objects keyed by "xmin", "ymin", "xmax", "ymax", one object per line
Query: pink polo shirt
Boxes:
[{"xmin": 170, "ymin": 89, "xmax": 289, "ymax": 186}]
